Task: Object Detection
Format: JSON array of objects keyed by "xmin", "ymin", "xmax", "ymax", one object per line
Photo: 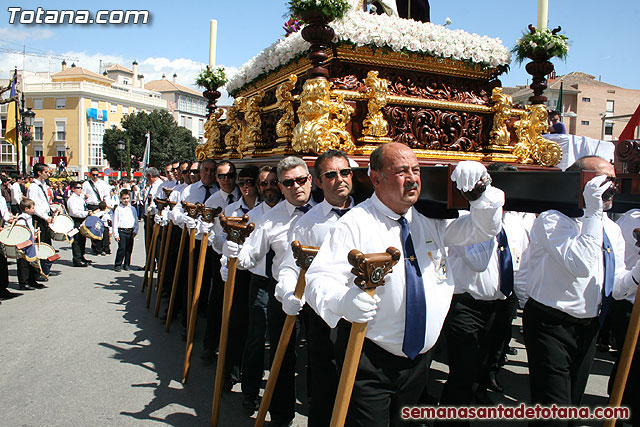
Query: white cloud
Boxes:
[{"xmin": 0, "ymin": 27, "xmax": 55, "ymax": 42}]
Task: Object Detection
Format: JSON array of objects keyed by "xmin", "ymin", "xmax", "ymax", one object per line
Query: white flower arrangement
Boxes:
[{"xmin": 227, "ymin": 10, "xmax": 511, "ymax": 95}]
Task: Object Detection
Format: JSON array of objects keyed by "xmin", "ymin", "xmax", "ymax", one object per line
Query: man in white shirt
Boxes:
[
  {"xmin": 10, "ymin": 175, "xmax": 24, "ymax": 214},
  {"xmin": 276, "ymin": 149, "xmax": 354, "ymax": 426},
  {"xmin": 305, "ymin": 143, "xmax": 504, "ymax": 426},
  {"xmin": 83, "ymin": 167, "xmax": 111, "ymax": 210},
  {"xmin": 610, "ymin": 208, "xmax": 640, "ymax": 426},
  {"xmin": 67, "ymin": 181, "xmax": 90, "ymax": 267},
  {"xmin": 524, "ymin": 156, "xmax": 639, "ymax": 423},
  {"xmin": 142, "ymin": 167, "xmax": 163, "ymax": 254},
  {"xmin": 26, "ymin": 163, "xmax": 53, "ymax": 245},
  {"xmin": 113, "ymin": 189, "xmax": 139, "ymax": 271},
  {"xmin": 0, "ymin": 191, "xmax": 19, "ymax": 300},
  {"xmin": 223, "ymin": 156, "xmax": 314, "ymax": 426}
]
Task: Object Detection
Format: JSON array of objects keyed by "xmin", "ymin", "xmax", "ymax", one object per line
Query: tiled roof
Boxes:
[
  {"xmin": 106, "ymin": 64, "xmax": 133, "ymax": 74},
  {"xmin": 144, "ymin": 79, "xmax": 202, "ymax": 97}
]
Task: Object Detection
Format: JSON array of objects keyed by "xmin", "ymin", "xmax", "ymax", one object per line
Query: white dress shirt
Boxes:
[
  {"xmin": 239, "ymin": 201, "xmax": 276, "ymax": 277},
  {"xmin": 67, "ymin": 192, "xmax": 88, "ymax": 219},
  {"xmin": 236, "ymin": 198, "xmax": 315, "ymax": 281},
  {"xmin": 159, "ymin": 179, "xmax": 177, "ymax": 199},
  {"xmin": 113, "ymin": 204, "xmax": 139, "ymax": 240},
  {"xmin": 277, "ymin": 198, "xmax": 354, "ymax": 300},
  {"xmin": 203, "ymin": 186, "xmax": 242, "ymax": 251},
  {"xmin": 305, "ymin": 188, "xmax": 504, "ymax": 357},
  {"xmin": 172, "ymin": 180, "xmax": 217, "ymax": 240},
  {"xmin": 82, "ymin": 179, "xmax": 111, "ymax": 207},
  {"xmin": 527, "ymin": 210, "xmax": 633, "ymax": 318},
  {"xmin": 168, "ymin": 182, "xmax": 187, "ymax": 227},
  {"xmin": 211, "ymin": 196, "xmax": 256, "ymax": 253},
  {"xmin": 449, "ymin": 211, "xmax": 529, "ymax": 302},
  {"xmin": 0, "ymin": 194, "xmax": 11, "ymax": 221},
  {"xmin": 613, "ymin": 209, "xmax": 640, "ymax": 303},
  {"xmin": 16, "ymin": 212, "xmax": 35, "ymax": 235},
  {"xmin": 143, "ymin": 178, "xmax": 164, "ymax": 215},
  {"xmin": 10, "ymin": 182, "xmax": 23, "ymax": 205},
  {"xmin": 27, "ymin": 179, "xmax": 51, "ymax": 221}
]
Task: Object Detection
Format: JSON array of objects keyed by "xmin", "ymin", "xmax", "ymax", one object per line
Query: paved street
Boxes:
[{"xmin": 0, "ymin": 233, "xmax": 621, "ymax": 426}]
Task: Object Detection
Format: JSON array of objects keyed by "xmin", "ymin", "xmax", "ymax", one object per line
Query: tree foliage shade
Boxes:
[{"xmin": 103, "ymin": 110, "xmax": 198, "ymax": 170}]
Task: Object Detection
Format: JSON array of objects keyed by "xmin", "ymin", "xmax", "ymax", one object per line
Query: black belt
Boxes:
[
  {"xmin": 119, "ymin": 227, "xmax": 134, "ymax": 231},
  {"xmin": 526, "ymin": 298, "xmax": 595, "ymax": 326}
]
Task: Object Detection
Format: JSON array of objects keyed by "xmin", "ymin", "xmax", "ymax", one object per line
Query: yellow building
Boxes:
[{"xmin": 1, "ymin": 61, "xmax": 167, "ymax": 176}]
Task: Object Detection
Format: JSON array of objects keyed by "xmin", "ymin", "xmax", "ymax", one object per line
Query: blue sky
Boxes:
[{"xmin": 1, "ymin": 0, "xmax": 638, "ymax": 102}]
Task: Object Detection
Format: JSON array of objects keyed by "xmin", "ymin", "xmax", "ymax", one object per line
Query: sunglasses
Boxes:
[
  {"xmin": 73, "ymin": 186, "xmax": 82, "ymax": 190},
  {"xmin": 258, "ymin": 179, "xmax": 279, "ymax": 187},
  {"xmin": 217, "ymin": 172, "xmax": 237, "ymax": 180},
  {"xmin": 322, "ymin": 168, "xmax": 352, "ymax": 179},
  {"xmin": 280, "ymin": 175, "xmax": 309, "ymax": 188},
  {"xmin": 181, "ymin": 170, "xmax": 189, "ymax": 174},
  {"xmin": 190, "ymin": 169, "xmax": 200, "ymax": 174},
  {"xmin": 91, "ymin": 174, "xmax": 99, "ymax": 177},
  {"xmin": 237, "ymin": 179, "xmax": 255, "ymax": 187}
]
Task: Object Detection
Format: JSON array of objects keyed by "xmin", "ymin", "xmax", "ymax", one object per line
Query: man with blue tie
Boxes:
[
  {"xmin": 523, "ymin": 156, "xmax": 637, "ymax": 426},
  {"xmin": 305, "ymin": 143, "xmax": 505, "ymax": 426}
]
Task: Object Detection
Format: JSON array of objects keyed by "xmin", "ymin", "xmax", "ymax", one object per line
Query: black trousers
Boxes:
[
  {"xmin": 523, "ymin": 299, "xmax": 599, "ymax": 427},
  {"xmin": 440, "ymin": 293, "xmax": 504, "ymax": 413},
  {"xmin": 0, "ymin": 251, "xmax": 9, "ymax": 292},
  {"xmin": 484, "ymin": 293, "xmax": 519, "ymax": 381},
  {"xmin": 241, "ymin": 273, "xmax": 272, "ymax": 397},
  {"xmin": 115, "ymin": 229, "xmax": 134, "ymax": 268},
  {"xmin": 17, "ymin": 257, "xmax": 37, "ymax": 287},
  {"xmin": 161, "ymin": 225, "xmax": 182, "ymax": 297},
  {"xmin": 33, "ymin": 215, "xmax": 51, "ymax": 245},
  {"xmin": 608, "ymin": 298, "xmax": 640, "ymax": 425},
  {"xmin": 335, "ymin": 320, "xmax": 433, "ymax": 427},
  {"xmin": 202, "ymin": 249, "xmax": 223, "ymax": 349},
  {"xmin": 71, "ymin": 217, "xmax": 87, "ymax": 264}
]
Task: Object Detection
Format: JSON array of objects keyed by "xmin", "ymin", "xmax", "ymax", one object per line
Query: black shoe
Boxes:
[
  {"xmin": 123, "ymin": 266, "xmax": 130, "ymax": 271},
  {"xmin": 73, "ymin": 262, "xmax": 88, "ymax": 268},
  {"xmin": 474, "ymin": 388, "xmax": 493, "ymax": 405},
  {"xmin": 486, "ymin": 377, "xmax": 504, "ymax": 393},
  {"xmin": 0, "ymin": 290, "xmax": 22, "ymax": 299},
  {"xmin": 81, "ymin": 258, "xmax": 93, "ymax": 264},
  {"xmin": 506, "ymin": 346, "xmax": 517, "ymax": 356},
  {"xmin": 242, "ymin": 394, "xmax": 260, "ymax": 413},
  {"xmin": 19, "ymin": 284, "xmax": 35, "ymax": 290},
  {"xmin": 36, "ymin": 275, "xmax": 48, "ymax": 282},
  {"xmin": 114, "ymin": 266, "xmax": 122, "ymax": 272},
  {"xmin": 31, "ymin": 282, "xmax": 46, "ymax": 289},
  {"xmin": 265, "ymin": 420, "xmax": 293, "ymax": 427},
  {"xmin": 201, "ymin": 348, "xmax": 215, "ymax": 364},
  {"xmin": 223, "ymin": 375, "xmax": 234, "ymax": 392},
  {"xmin": 100, "ymin": 252, "xmax": 106, "ymax": 256}
]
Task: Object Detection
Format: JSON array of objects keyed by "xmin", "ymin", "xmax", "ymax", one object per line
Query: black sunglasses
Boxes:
[
  {"xmin": 237, "ymin": 179, "xmax": 255, "ymax": 187},
  {"xmin": 190, "ymin": 169, "xmax": 200, "ymax": 174},
  {"xmin": 73, "ymin": 186, "xmax": 82, "ymax": 189},
  {"xmin": 322, "ymin": 168, "xmax": 352, "ymax": 179},
  {"xmin": 258, "ymin": 179, "xmax": 278, "ymax": 187},
  {"xmin": 280, "ymin": 176, "xmax": 309, "ymax": 188},
  {"xmin": 181, "ymin": 170, "xmax": 189, "ymax": 174},
  {"xmin": 91, "ymin": 174, "xmax": 99, "ymax": 177},
  {"xmin": 217, "ymin": 171, "xmax": 237, "ymax": 180}
]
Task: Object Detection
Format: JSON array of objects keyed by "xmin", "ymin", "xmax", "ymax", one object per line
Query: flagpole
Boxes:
[{"xmin": 13, "ymin": 68, "xmax": 20, "ymax": 174}]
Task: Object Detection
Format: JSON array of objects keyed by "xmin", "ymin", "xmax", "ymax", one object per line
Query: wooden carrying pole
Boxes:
[
  {"xmin": 604, "ymin": 228, "xmax": 640, "ymax": 427},
  {"xmin": 182, "ymin": 201, "xmax": 202, "ymax": 327},
  {"xmin": 211, "ymin": 214, "xmax": 255, "ymax": 427},
  {"xmin": 330, "ymin": 247, "xmax": 401, "ymax": 427},
  {"xmin": 141, "ymin": 223, "xmax": 160, "ymax": 293},
  {"xmin": 165, "ymin": 226, "xmax": 188, "ymax": 331},
  {"xmin": 145, "ymin": 211, "xmax": 152, "ymax": 249},
  {"xmin": 146, "ymin": 224, "xmax": 166, "ymax": 308},
  {"xmin": 254, "ymin": 241, "xmax": 319, "ymax": 427},
  {"xmin": 182, "ymin": 206, "xmax": 221, "ymax": 384},
  {"xmin": 154, "ymin": 221, "xmax": 174, "ymax": 317}
]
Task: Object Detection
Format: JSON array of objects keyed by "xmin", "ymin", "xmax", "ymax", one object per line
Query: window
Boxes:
[
  {"xmin": 581, "ymin": 120, "xmax": 590, "ymax": 126},
  {"xmin": 88, "ymin": 119, "xmax": 105, "ymax": 166},
  {"xmin": 56, "ymin": 98, "xmax": 66, "ymax": 109},
  {"xmin": 0, "ymin": 119, "xmax": 5, "ymax": 137},
  {"xmin": 0, "ymin": 141, "xmax": 15, "ymax": 163},
  {"xmin": 604, "ymin": 122, "xmax": 614, "ymax": 141},
  {"xmin": 91, "ymin": 99, "xmax": 99, "ymax": 109},
  {"xmin": 33, "ymin": 99, "xmax": 43, "ymax": 109},
  {"xmin": 34, "ymin": 149, "xmax": 43, "ymax": 157},
  {"xmin": 180, "ymin": 115, "xmax": 185, "ymax": 126},
  {"xmin": 606, "ymin": 100, "xmax": 615, "ymax": 113},
  {"xmin": 122, "ymin": 78, "xmax": 129, "ymax": 85},
  {"xmin": 185, "ymin": 116, "xmax": 192, "ymax": 131},
  {"xmin": 56, "ymin": 121, "xmax": 66, "ymax": 141},
  {"xmin": 34, "ymin": 121, "xmax": 43, "ymax": 140},
  {"xmin": 582, "ymin": 97, "xmax": 591, "ymax": 103},
  {"xmin": 110, "ymin": 103, "xmax": 117, "ymax": 113},
  {"xmin": 122, "ymin": 106, "xmax": 129, "ymax": 115},
  {"xmin": 199, "ymin": 119, "xmax": 204, "ymax": 137},
  {"xmin": 56, "ymin": 148, "xmax": 66, "ymax": 157}
]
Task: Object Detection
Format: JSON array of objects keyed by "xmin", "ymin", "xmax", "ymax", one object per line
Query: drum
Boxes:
[
  {"xmin": 50, "ymin": 203, "xmax": 66, "ymax": 215},
  {"xmin": 79, "ymin": 215, "xmax": 104, "ymax": 241},
  {"xmin": 50, "ymin": 214, "xmax": 75, "ymax": 241},
  {"xmin": 0, "ymin": 225, "xmax": 32, "ymax": 258},
  {"xmin": 33, "ymin": 242, "xmax": 60, "ymax": 277}
]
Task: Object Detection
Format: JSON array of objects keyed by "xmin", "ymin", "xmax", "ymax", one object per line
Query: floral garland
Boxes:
[
  {"xmin": 512, "ymin": 27, "xmax": 569, "ymax": 64},
  {"xmin": 195, "ymin": 66, "xmax": 228, "ymax": 90},
  {"xmin": 227, "ymin": 10, "xmax": 510, "ymax": 95}
]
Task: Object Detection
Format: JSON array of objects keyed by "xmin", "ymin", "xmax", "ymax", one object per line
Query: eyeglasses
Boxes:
[
  {"xmin": 91, "ymin": 174, "xmax": 99, "ymax": 177},
  {"xmin": 322, "ymin": 168, "xmax": 352, "ymax": 179},
  {"xmin": 190, "ymin": 169, "xmax": 200, "ymax": 174},
  {"xmin": 73, "ymin": 186, "xmax": 82, "ymax": 190},
  {"xmin": 258, "ymin": 179, "xmax": 279, "ymax": 187},
  {"xmin": 280, "ymin": 175, "xmax": 309, "ymax": 188},
  {"xmin": 181, "ymin": 170, "xmax": 189, "ymax": 175},
  {"xmin": 237, "ymin": 179, "xmax": 255, "ymax": 187},
  {"xmin": 217, "ymin": 171, "xmax": 237, "ymax": 180}
]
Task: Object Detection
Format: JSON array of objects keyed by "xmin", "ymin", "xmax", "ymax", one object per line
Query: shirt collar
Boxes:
[
  {"xmin": 371, "ymin": 192, "xmax": 413, "ymax": 223},
  {"xmin": 319, "ymin": 196, "xmax": 354, "ymax": 217},
  {"xmin": 283, "ymin": 197, "xmax": 314, "ymax": 216}
]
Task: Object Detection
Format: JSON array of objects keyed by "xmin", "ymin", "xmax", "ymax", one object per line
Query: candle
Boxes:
[
  {"xmin": 537, "ymin": 0, "xmax": 548, "ymax": 30},
  {"xmin": 209, "ymin": 19, "xmax": 217, "ymax": 67}
]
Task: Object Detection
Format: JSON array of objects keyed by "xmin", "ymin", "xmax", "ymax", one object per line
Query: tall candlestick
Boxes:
[
  {"xmin": 209, "ymin": 20, "xmax": 217, "ymax": 67},
  {"xmin": 537, "ymin": 0, "xmax": 548, "ymax": 29}
]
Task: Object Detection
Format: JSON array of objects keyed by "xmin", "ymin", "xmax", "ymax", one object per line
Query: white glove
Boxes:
[
  {"xmin": 583, "ymin": 175, "xmax": 611, "ymax": 216},
  {"xmin": 199, "ymin": 220, "xmax": 214, "ymax": 236},
  {"xmin": 631, "ymin": 258, "xmax": 640, "ymax": 285},
  {"xmin": 220, "ymin": 263, "xmax": 229, "ymax": 282},
  {"xmin": 450, "ymin": 161, "xmax": 488, "ymax": 192},
  {"xmin": 185, "ymin": 216, "xmax": 197, "ymax": 230},
  {"xmin": 223, "ymin": 240, "xmax": 240, "ymax": 259},
  {"xmin": 337, "ymin": 286, "xmax": 379, "ymax": 323},
  {"xmin": 281, "ymin": 291, "xmax": 305, "ymax": 316}
]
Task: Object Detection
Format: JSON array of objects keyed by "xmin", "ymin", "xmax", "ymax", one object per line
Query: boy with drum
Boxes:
[{"xmin": 15, "ymin": 199, "xmax": 45, "ymax": 290}]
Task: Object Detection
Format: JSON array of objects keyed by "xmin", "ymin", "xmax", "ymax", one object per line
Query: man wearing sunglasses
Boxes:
[
  {"xmin": 305, "ymin": 143, "xmax": 505, "ymax": 426},
  {"xmin": 142, "ymin": 167, "xmax": 164, "ymax": 255},
  {"xmin": 26, "ymin": 163, "xmax": 54, "ymax": 245},
  {"xmin": 276, "ymin": 149, "xmax": 354, "ymax": 425},
  {"xmin": 223, "ymin": 156, "xmax": 314, "ymax": 426}
]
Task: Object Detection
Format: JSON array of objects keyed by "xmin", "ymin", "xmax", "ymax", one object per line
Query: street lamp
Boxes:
[
  {"xmin": 20, "ymin": 94, "xmax": 36, "ymax": 174},
  {"xmin": 117, "ymin": 140, "xmax": 125, "ymax": 178}
]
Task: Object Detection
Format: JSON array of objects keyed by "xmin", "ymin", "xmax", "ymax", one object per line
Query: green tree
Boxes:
[{"xmin": 103, "ymin": 110, "xmax": 198, "ymax": 171}]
